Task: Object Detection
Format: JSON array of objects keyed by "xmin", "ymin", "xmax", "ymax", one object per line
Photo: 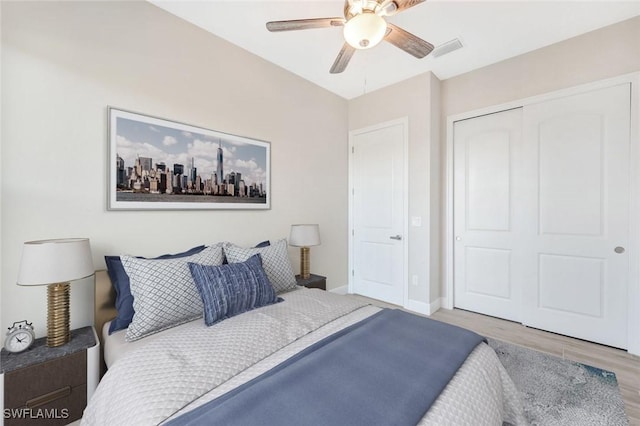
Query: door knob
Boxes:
[
  {"xmin": 390, "ymin": 235, "xmax": 402, "ymax": 240},
  {"xmin": 614, "ymin": 246, "xmax": 625, "ymax": 254}
]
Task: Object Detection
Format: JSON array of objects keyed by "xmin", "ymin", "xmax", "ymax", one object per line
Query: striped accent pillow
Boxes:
[{"xmin": 189, "ymin": 254, "xmax": 280, "ymax": 326}]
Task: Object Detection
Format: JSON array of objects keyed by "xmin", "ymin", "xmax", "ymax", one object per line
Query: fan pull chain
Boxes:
[{"xmin": 362, "ymin": 52, "xmax": 369, "ymax": 95}]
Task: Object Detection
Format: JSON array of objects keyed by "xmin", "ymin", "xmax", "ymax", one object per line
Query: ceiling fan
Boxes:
[{"xmin": 266, "ymin": 0, "xmax": 434, "ymax": 74}]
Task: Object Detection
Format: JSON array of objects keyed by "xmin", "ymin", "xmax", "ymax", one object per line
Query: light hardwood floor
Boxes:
[{"xmin": 347, "ymin": 295, "xmax": 640, "ymax": 425}]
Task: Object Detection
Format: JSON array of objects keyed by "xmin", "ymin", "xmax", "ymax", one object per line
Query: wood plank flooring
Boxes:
[{"xmin": 346, "ymin": 295, "xmax": 640, "ymax": 425}]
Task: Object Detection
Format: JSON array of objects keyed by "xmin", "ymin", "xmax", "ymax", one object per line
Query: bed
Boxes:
[{"xmin": 82, "ymin": 241, "xmax": 526, "ymax": 425}]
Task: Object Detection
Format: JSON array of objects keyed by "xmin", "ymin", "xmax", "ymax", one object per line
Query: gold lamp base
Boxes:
[
  {"xmin": 300, "ymin": 246, "xmax": 311, "ymax": 279},
  {"xmin": 47, "ymin": 282, "xmax": 70, "ymax": 347}
]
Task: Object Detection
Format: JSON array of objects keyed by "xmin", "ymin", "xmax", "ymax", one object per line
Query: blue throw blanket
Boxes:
[{"xmin": 167, "ymin": 309, "xmax": 486, "ymax": 426}]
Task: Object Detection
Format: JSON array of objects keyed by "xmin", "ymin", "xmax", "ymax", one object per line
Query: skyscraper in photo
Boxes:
[
  {"xmin": 173, "ymin": 163, "xmax": 184, "ymax": 191},
  {"xmin": 116, "ymin": 155, "xmax": 125, "ymax": 187},
  {"xmin": 139, "ymin": 157, "xmax": 152, "ymax": 172},
  {"xmin": 234, "ymin": 172, "xmax": 242, "ymax": 196},
  {"xmin": 217, "ymin": 140, "xmax": 224, "ymax": 184},
  {"xmin": 190, "ymin": 157, "xmax": 197, "ymax": 186}
]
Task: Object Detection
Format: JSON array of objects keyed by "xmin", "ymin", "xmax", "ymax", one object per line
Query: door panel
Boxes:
[
  {"xmin": 454, "ymin": 108, "xmax": 523, "ymax": 322},
  {"xmin": 538, "ymin": 254, "xmax": 604, "ymax": 317},
  {"xmin": 538, "ymin": 114, "xmax": 604, "ymax": 236},
  {"xmin": 466, "ymin": 131, "xmax": 511, "ymax": 231},
  {"xmin": 465, "ymin": 247, "xmax": 511, "ymax": 299},
  {"xmin": 352, "ymin": 122, "xmax": 405, "ymax": 305}
]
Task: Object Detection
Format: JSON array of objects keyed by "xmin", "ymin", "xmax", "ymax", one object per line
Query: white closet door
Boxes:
[
  {"xmin": 521, "ymin": 84, "xmax": 631, "ymax": 348},
  {"xmin": 453, "ymin": 108, "xmax": 524, "ymax": 322},
  {"xmin": 453, "ymin": 83, "xmax": 631, "ymax": 349}
]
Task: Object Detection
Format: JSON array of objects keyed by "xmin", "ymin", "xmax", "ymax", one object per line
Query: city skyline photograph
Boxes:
[{"xmin": 108, "ymin": 107, "xmax": 270, "ymax": 210}]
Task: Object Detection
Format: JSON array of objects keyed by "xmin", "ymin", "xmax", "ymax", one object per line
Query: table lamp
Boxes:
[
  {"xmin": 289, "ymin": 224, "xmax": 321, "ymax": 279},
  {"xmin": 17, "ymin": 238, "xmax": 94, "ymax": 347}
]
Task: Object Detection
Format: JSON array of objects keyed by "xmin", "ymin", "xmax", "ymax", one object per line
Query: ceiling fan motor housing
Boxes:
[{"xmin": 345, "ymin": 0, "xmax": 397, "ymax": 20}]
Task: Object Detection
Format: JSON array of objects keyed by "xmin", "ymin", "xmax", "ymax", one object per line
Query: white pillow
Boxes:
[
  {"xmin": 223, "ymin": 239, "xmax": 297, "ymax": 293},
  {"xmin": 122, "ymin": 245, "xmax": 225, "ymax": 341}
]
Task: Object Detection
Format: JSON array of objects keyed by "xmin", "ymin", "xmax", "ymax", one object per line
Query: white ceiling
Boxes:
[{"xmin": 150, "ymin": 1, "xmax": 640, "ymax": 99}]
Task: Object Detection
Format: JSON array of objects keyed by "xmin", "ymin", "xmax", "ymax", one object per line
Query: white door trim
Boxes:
[
  {"xmin": 444, "ymin": 72, "xmax": 640, "ymax": 355},
  {"xmin": 348, "ymin": 117, "xmax": 409, "ymax": 308}
]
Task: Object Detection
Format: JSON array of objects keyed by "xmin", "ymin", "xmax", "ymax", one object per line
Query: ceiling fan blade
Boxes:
[
  {"xmin": 385, "ymin": 23, "xmax": 434, "ymax": 58},
  {"xmin": 330, "ymin": 43, "xmax": 356, "ymax": 74},
  {"xmin": 393, "ymin": 0, "xmax": 426, "ymax": 13},
  {"xmin": 266, "ymin": 18, "xmax": 345, "ymax": 32}
]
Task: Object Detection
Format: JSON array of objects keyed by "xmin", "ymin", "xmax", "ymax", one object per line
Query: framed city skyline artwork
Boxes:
[{"xmin": 108, "ymin": 107, "xmax": 270, "ymax": 210}]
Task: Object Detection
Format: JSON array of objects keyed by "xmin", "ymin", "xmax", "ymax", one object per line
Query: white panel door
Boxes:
[
  {"xmin": 453, "ymin": 108, "xmax": 524, "ymax": 322},
  {"xmin": 351, "ymin": 121, "xmax": 405, "ymax": 305},
  {"xmin": 520, "ymin": 84, "xmax": 630, "ymax": 348}
]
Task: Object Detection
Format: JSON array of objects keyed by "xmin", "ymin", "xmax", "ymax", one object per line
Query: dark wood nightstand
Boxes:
[
  {"xmin": 0, "ymin": 326, "xmax": 100, "ymax": 425},
  {"xmin": 296, "ymin": 274, "xmax": 326, "ymax": 290}
]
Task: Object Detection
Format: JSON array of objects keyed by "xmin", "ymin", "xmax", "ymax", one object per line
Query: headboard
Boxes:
[{"xmin": 95, "ymin": 269, "xmax": 117, "ymax": 375}]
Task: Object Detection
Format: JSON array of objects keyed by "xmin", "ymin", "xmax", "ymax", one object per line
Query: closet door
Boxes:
[
  {"xmin": 520, "ymin": 84, "xmax": 631, "ymax": 349},
  {"xmin": 453, "ymin": 83, "xmax": 631, "ymax": 349},
  {"xmin": 453, "ymin": 108, "xmax": 524, "ymax": 322}
]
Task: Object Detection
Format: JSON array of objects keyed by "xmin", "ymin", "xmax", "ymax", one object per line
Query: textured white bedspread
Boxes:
[{"xmin": 82, "ymin": 289, "xmax": 525, "ymax": 425}]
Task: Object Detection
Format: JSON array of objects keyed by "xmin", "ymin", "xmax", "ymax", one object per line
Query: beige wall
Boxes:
[
  {"xmin": 440, "ymin": 15, "xmax": 640, "ymax": 300},
  {"xmin": 442, "ymin": 15, "xmax": 640, "ymax": 118},
  {"xmin": 429, "ymin": 72, "xmax": 441, "ymax": 302},
  {"xmin": 348, "ymin": 72, "xmax": 441, "ymax": 308},
  {"xmin": 1, "ymin": 1, "xmax": 348, "ymax": 337}
]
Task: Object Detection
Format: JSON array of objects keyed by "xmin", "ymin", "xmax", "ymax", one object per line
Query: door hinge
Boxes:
[
  {"xmin": 351, "ymin": 146, "xmax": 354, "ymax": 154},
  {"xmin": 352, "ymin": 229, "xmax": 354, "ymax": 236},
  {"xmin": 352, "ymin": 269, "xmax": 354, "ymax": 276}
]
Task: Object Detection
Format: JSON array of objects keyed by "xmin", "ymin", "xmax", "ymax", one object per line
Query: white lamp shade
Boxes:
[
  {"xmin": 289, "ymin": 224, "xmax": 321, "ymax": 247},
  {"xmin": 343, "ymin": 12, "xmax": 387, "ymax": 50},
  {"xmin": 17, "ymin": 238, "xmax": 94, "ymax": 286}
]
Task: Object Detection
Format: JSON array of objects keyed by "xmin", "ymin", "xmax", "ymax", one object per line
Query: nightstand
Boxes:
[
  {"xmin": 0, "ymin": 326, "xmax": 100, "ymax": 426},
  {"xmin": 296, "ymin": 274, "xmax": 326, "ymax": 290}
]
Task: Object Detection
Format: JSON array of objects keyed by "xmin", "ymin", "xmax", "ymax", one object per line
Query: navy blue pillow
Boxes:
[
  {"xmin": 188, "ymin": 254, "xmax": 280, "ymax": 327},
  {"xmin": 105, "ymin": 245, "xmax": 206, "ymax": 334}
]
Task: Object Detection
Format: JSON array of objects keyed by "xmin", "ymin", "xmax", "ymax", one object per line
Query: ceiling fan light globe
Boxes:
[{"xmin": 343, "ymin": 13, "xmax": 387, "ymax": 50}]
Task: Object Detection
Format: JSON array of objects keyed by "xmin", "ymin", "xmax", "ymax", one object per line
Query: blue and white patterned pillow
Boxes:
[
  {"xmin": 223, "ymin": 239, "xmax": 297, "ymax": 293},
  {"xmin": 189, "ymin": 254, "xmax": 280, "ymax": 326},
  {"xmin": 105, "ymin": 245, "xmax": 207, "ymax": 335},
  {"xmin": 122, "ymin": 245, "xmax": 225, "ymax": 341}
]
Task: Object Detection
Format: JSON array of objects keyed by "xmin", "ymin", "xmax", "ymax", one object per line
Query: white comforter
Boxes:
[{"xmin": 82, "ymin": 289, "xmax": 526, "ymax": 425}]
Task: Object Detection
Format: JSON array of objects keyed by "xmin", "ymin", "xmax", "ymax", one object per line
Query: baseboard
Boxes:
[
  {"xmin": 404, "ymin": 298, "xmax": 442, "ymax": 316},
  {"xmin": 441, "ymin": 296, "xmax": 453, "ymax": 310},
  {"xmin": 330, "ymin": 285, "xmax": 349, "ymax": 295},
  {"xmin": 429, "ymin": 297, "xmax": 442, "ymax": 313}
]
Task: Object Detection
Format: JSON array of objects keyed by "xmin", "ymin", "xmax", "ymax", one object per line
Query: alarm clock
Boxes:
[{"xmin": 4, "ymin": 320, "xmax": 35, "ymax": 353}]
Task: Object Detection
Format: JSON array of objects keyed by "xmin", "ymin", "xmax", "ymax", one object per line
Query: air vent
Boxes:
[{"xmin": 432, "ymin": 38, "xmax": 463, "ymax": 58}]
